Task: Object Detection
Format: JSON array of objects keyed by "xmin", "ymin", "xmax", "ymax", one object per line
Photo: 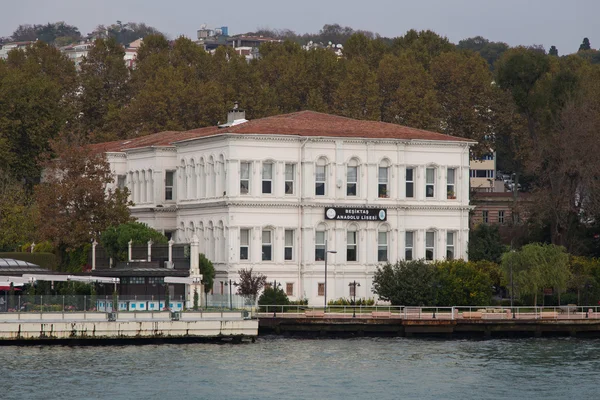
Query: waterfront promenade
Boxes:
[{"xmin": 257, "ymin": 305, "xmax": 600, "ymax": 338}]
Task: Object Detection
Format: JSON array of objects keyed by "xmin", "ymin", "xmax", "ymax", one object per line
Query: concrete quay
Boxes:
[
  {"xmin": 0, "ymin": 311, "xmax": 258, "ymax": 344},
  {"xmin": 258, "ymin": 312, "xmax": 600, "ymax": 338}
]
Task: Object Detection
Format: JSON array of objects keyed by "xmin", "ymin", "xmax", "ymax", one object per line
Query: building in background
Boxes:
[
  {"xmin": 470, "ymin": 152, "xmax": 496, "ymax": 192},
  {"xmin": 93, "ymin": 109, "xmax": 474, "ymax": 305}
]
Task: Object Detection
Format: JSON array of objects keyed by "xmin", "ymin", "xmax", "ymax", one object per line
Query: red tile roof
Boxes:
[{"xmin": 91, "ymin": 111, "xmax": 473, "ymax": 153}]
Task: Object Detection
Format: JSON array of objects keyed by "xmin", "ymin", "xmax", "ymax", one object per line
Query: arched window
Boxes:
[
  {"xmin": 180, "ymin": 160, "xmax": 187, "ymax": 199},
  {"xmin": 378, "ymin": 159, "xmax": 390, "ymax": 198},
  {"xmin": 219, "ymin": 155, "xmax": 226, "ymax": 196},
  {"xmin": 347, "ymin": 158, "xmax": 359, "ymax": 197},
  {"xmin": 347, "ymin": 224, "xmax": 358, "ymax": 262},
  {"xmin": 141, "ymin": 170, "xmax": 146, "ymax": 203},
  {"xmin": 147, "ymin": 169, "xmax": 153, "ymax": 203},
  {"xmin": 315, "ymin": 157, "xmax": 327, "ymax": 196},
  {"xmin": 189, "ymin": 159, "xmax": 196, "ymax": 200},
  {"xmin": 198, "ymin": 158, "xmax": 205, "ymax": 199}
]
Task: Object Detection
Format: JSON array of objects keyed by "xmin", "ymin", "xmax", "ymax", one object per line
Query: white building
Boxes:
[{"xmin": 94, "ymin": 109, "xmax": 474, "ymax": 305}]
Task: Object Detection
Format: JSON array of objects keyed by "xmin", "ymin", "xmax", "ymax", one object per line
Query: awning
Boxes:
[{"xmin": 0, "ymin": 286, "xmax": 22, "ymax": 291}]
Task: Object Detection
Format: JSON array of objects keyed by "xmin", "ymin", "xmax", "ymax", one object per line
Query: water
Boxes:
[{"xmin": 1, "ymin": 337, "xmax": 597, "ymax": 400}]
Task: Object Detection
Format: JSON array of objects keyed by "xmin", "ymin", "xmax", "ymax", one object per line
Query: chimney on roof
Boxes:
[
  {"xmin": 219, "ymin": 102, "xmax": 248, "ymax": 128},
  {"xmin": 227, "ymin": 101, "xmax": 245, "ymax": 124}
]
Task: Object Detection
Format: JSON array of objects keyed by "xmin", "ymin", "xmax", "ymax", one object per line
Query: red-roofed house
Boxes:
[{"xmin": 95, "ymin": 108, "xmax": 475, "ymax": 305}]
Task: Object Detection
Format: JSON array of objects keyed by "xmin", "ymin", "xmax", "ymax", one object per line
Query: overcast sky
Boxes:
[{"xmin": 1, "ymin": 0, "xmax": 597, "ymax": 54}]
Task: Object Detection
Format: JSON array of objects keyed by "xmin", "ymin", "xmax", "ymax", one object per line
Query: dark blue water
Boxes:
[{"xmin": 2, "ymin": 337, "xmax": 597, "ymax": 400}]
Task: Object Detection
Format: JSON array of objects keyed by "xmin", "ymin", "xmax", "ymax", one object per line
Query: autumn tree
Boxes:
[
  {"xmin": 0, "ymin": 172, "xmax": 38, "ymax": 251},
  {"xmin": 237, "ymin": 268, "xmax": 267, "ymax": 304},
  {"xmin": 334, "ymin": 58, "xmax": 380, "ymax": 120},
  {"xmin": 35, "ymin": 139, "xmax": 132, "ymax": 253},
  {"xmin": 377, "ymin": 52, "xmax": 439, "ymax": 129},
  {"xmin": 430, "ymin": 50, "xmax": 494, "ymax": 153}
]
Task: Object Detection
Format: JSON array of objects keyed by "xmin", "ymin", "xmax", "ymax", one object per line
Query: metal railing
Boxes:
[{"xmin": 256, "ymin": 305, "xmax": 600, "ymax": 320}]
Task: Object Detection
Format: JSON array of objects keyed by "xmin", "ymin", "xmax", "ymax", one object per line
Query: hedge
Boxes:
[{"xmin": 0, "ymin": 252, "xmax": 58, "ymax": 271}]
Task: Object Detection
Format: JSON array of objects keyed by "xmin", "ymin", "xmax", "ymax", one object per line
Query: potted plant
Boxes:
[
  {"xmin": 379, "ymin": 187, "xmax": 389, "ymax": 198},
  {"xmin": 447, "ymin": 189, "xmax": 456, "ymax": 199}
]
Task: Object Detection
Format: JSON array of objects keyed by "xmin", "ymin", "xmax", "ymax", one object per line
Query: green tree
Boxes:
[
  {"xmin": 199, "ymin": 253, "xmax": 215, "ymax": 306},
  {"xmin": 501, "ymin": 243, "xmax": 570, "ymax": 305},
  {"xmin": 548, "ymin": 45, "xmax": 558, "ymax": 56},
  {"xmin": 434, "ymin": 260, "xmax": 493, "ymax": 306},
  {"xmin": 391, "ymin": 29, "xmax": 454, "ymax": 70},
  {"xmin": 78, "ymin": 37, "xmax": 131, "ymax": 142},
  {"xmin": 579, "ymin": 37, "xmax": 592, "ymax": 52},
  {"xmin": 0, "ymin": 172, "xmax": 38, "ymax": 251},
  {"xmin": 258, "ymin": 286, "xmax": 290, "ymax": 311},
  {"xmin": 457, "ymin": 36, "xmax": 510, "ymax": 69},
  {"xmin": 468, "ymin": 224, "xmax": 506, "ymax": 263},
  {"xmin": 0, "ymin": 41, "xmax": 77, "ymax": 186},
  {"xmin": 100, "ymin": 222, "xmax": 167, "ymax": 261},
  {"xmin": 372, "ymin": 260, "xmax": 436, "ymax": 306}
]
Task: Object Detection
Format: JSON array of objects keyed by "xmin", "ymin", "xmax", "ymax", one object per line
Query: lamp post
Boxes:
[
  {"xmin": 324, "ymin": 240, "xmax": 337, "ymax": 311},
  {"xmin": 510, "ymin": 248, "xmax": 515, "ymax": 319},
  {"xmin": 271, "ymin": 280, "xmax": 281, "ymax": 317},
  {"xmin": 348, "ymin": 280, "xmax": 360, "ymax": 318},
  {"xmin": 224, "ymin": 279, "xmax": 238, "ymax": 310}
]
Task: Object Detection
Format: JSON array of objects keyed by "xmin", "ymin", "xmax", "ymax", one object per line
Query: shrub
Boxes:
[{"xmin": 258, "ymin": 287, "xmax": 290, "ymax": 311}]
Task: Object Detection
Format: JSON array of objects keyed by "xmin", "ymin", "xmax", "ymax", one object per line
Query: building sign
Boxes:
[{"xmin": 325, "ymin": 207, "xmax": 387, "ymax": 221}]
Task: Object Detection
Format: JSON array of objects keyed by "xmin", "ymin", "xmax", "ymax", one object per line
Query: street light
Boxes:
[
  {"xmin": 348, "ymin": 281, "xmax": 360, "ymax": 318},
  {"xmin": 510, "ymin": 248, "xmax": 516, "ymax": 319},
  {"xmin": 271, "ymin": 280, "xmax": 282, "ymax": 317},
  {"xmin": 224, "ymin": 279, "xmax": 238, "ymax": 310},
  {"xmin": 324, "ymin": 240, "xmax": 337, "ymax": 311}
]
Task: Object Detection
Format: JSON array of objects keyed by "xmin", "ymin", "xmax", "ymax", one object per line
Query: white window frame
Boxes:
[
  {"xmin": 347, "ymin": 229, "xmax": 358, "ymax": 262},
  {"xmin": 425, "ymin": 231, "xmax": 435, "ymax": 261},
  {"xmin": 315, "ymin": 230, "xmax": 326, "ymax": 261},
  {"xmin": 262, "ymin": 162, "xmax": 273, "ymax": 194},
  {"xmin": 405, "ymin": 231, "xmax": 414, "ymax": 261},
  {"xmin": 315, "ymin": 164, "xmax": 326, "ymax": 196},
  {"xmin": 498, "ymin": 210, "xmax": 505, "ymax": 224},
  {"xmin": 285, "ymin": 163, "xmax": 295, "ymax": 195},
  {"xmin": 284, "ymin": 229, "xmax": 294, "ymax": 261},
  {"xmin": 483, "ymin": 210, "xmax": 489, "ymax": 224},
  {"xmin": 347, "ymin": 162, "xmax": 358, "ymax": 197},
  {"xmin": 406, "ymin": 167, "xmax": 414, "ymax": 198},
  {"xmin": 447, "ymin": 168, "xmax": 456, "ymax": 199},
  {"xmin": 165, "ymin": 170, "xmax": 174, "ymax": 201},
  {"xmin": 426, "ymin": 168, "xmax": 435, "ymax": 198},
  {"xmin": 378, "ymin": 166, "xmax": 389, "ymax": 198},
  {"xmin": 262, "ymin": 230, "xmax": 273, "ymax": 261},
  {"xmin": 240, "ymin": 162, "xmax": 250, "ymax": 195},
  {"xmin": 446, "ymin": 231, "xmax": 455, "ymax": 260},
  {"xmin": 240, "ymin": 228, "xmax": 250, "ymax": 261},
  {"xmin": 378, "ymin": 230, "xmax": 388, "ymax": 262}
]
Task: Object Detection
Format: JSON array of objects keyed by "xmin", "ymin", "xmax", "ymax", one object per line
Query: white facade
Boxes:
[{"xmin": 104, "ymin": 113, "xmax": 473, "ymax": 305}]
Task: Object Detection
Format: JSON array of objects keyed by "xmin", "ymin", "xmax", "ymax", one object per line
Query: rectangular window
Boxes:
[
  {"xmin": 406, "ymin": 168, "xmax": 414, "ymax": 198},
  {"xmin": 240, "ymin": 229, "xmax": 249, "ymax": 260},
  {"xmin": 117, "ymin": 175, "xmax": 126, "ymax": 190},
  {"xmin": 286, "ymin": 283, "xmax": 294, "ymax": 296},
  {"xmin": 447, "ymin": 168, "xmax": 456, "ymax": 199},
  {"xmin": 148, "ymin": 277, "xmax": 164, "ymax": 284},
  {"xmin": 315, "ymin": 231, "xmax": 325, "ymax": 261},
  {"xmin": 446, "ymin": 232, "xmax": 455, "ymax": 260},
  {"xmin": 130, "ymin": 277, "xmax": 145, "ymax": 284},
  {"xmin": 347, "ymin": 231, "xmax": 357, "ymax": 262},
  {"xmin": 378, "ymin": 231, "xmax": 388, "ymax": 262},
  {"xmin": 498, "ymin": 210, "xmax": 505, "ymax": 224},
  {"xmin": 315, "ymin": 165, "xmax": 326, "ymax": 196},
  {"xmin": 262, "ymin": 230, "xmax": 272, "ymax": 261},
  {"xmin": 349, "ymin": 284, "xmax": 356, "ymax": 297},
  {"xmin": 285, "ymin": 163, "xmax": 295, "ymax": 195},
  {"xmin": 347, "ymin": 166, "xmax": 358, "ymax": 196},
  {"xmin": 426, "ymin": 168, "xmax": 435, "ymax": 198},
  {"xmin": 425, "ymin": 231, "xmax": 435, "ymax": 261},
  {"xmin": 378, "ymin": 167, "xmax": 389, "ymax": 198},
  {"xmin": 262, "ymin": 163, "xmax": 273, "ymax": 194},
  {"xmin": 165, "ymin": 171, "xmax": 174, "ymax": 201},
  {"xmin": 405, "ymin": 231, "xmax": 414, "ymax": 261},
  {"xmin": 318, "ymin": 283, "xmax": 325, "ymax": 296},
  {"xmin": 284, "ymin": 229, "xmax": 294, "ymax": 261},
  {"xmin": 483, "ymin": 210, "xmax": 489, "ymax": 223},
  {"xmin": 240, "ymin": 162, "xmax": 250, "ymax": 195}
]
